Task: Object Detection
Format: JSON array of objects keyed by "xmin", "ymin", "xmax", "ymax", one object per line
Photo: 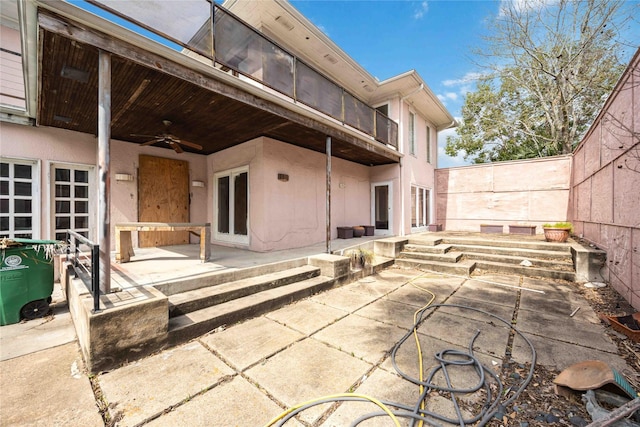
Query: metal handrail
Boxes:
[{"xmin": 65, "ymin": 230, "xmax": 100, "ymax": 313}]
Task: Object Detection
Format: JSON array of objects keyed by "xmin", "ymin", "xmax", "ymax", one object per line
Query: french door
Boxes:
[
  {"xmin": 411, "ymin": 185, "xmax": 430, "ymax": 231},
  {"xmin": 214, "ymin": 167, "xmax": 249, "ymax": 245},
  {"xmin": 51, "ymin": 163, "xmax": 94, "ymax": 241},
  {"xmin": 371, "ymin": 181, "xmax": 392, "ymax": 235}
]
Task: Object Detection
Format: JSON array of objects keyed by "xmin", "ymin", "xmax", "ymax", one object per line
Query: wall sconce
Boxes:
[
  {"xmin": 277, "ymin": 173, "xmax": 289, "ymax": 182},
  {"xmin": 115, "ymin": 173, "xmax": 134, "ymax": 182},
  {"xmin": 191, "ymin": 180, "xmax": 205, "ymax": 188}
]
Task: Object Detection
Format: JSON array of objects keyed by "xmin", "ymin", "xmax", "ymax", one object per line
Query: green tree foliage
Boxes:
[{"xmin": 446, "ymin": 0, "xmax": 631, "ymax": 163}]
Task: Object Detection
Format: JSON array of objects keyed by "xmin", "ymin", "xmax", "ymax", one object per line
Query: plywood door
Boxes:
[{"xmin": 138, "ymin": 155, "xmax": 189, "ymax": 247}]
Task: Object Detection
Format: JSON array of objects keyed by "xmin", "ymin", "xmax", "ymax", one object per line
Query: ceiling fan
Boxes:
[{"xmin": 131, "ymin": 120, "xmax": 203, "ymax": 154}]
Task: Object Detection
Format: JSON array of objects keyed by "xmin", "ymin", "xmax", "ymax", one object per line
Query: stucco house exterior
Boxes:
[{"xmin": 0, "ymin": 0, "xmax": 454, "ymax": 260}]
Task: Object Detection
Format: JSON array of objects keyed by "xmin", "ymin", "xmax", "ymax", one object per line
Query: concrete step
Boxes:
[
  {"xmin": 168, "ymin": 265, "xmax": 320, "ymax": 317},
  {"xmin": 398, "ymin": 251, "xmax": 462, "ymax": 263},
  {"xmin": 154, "ymin": 258, "xmax": 308, "ymax": 296},
  {"xmin": 443, "ymin": 237, "xmax": 572, "ymax": 253},
  {"xmin": 463, "ymin": 252, "xmax": 574, "ymax": 271},
  {"xmin": 449, "ymin": 244, "xmax": 573, "ymax": 261},
  {"xmin": 395, "ymin": 258, "xmax": 476, "ymax": 276},
  {"xmin": 403, "ymin": 243, "xmax": 453, "ymax": 254},
  {"xmin": 474, "ymin": 260, "xmax": 576, "ymax": 281},
  {"xmin": 168, "ymin": 275, "xmax": 334, "ymax": 344}
]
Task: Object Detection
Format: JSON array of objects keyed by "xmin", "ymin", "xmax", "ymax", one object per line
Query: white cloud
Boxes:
[
  {"xmin": 436, "ymin": 92, "xmax": 458, "ymax": 105},
  {"xmin": 442, "ymin": 72, "xmax": 484, "ymax": 87},
  {"xmin": 498, "ymin": 0, "xmax": 558, "ymax": 17},
  {"xmin": 437, "ymin": 120, "xmax": 472, "ymax": 168},
  {"xmin": 413, "ymin": 1, "xmax": 428, "ymax": 19}
]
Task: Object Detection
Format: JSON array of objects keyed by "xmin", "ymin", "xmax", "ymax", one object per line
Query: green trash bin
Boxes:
[{"xmin": 0, "ymin": 238, "xmax": 62, "ymax": 326}]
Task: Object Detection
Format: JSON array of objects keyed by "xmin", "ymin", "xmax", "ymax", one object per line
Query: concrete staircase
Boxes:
[
  {"xmin": 395, "ymin": 236, "xmax": 576, "ymax": 281},
  {"xmin": 161, "ymin": 259, "xmax": 335, "ymax": 344}
]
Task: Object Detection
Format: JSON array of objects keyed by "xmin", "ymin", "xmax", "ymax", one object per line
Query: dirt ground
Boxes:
[{"xmin": 483, "ymin": 280, "xmax": 640, "ymax": 427}]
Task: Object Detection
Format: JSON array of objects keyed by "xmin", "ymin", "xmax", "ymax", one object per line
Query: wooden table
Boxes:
[{"xmin": 115, "ymin": 222, "xmax": 211, "ymax": 263}]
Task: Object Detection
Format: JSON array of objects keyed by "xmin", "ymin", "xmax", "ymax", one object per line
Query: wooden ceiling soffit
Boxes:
[{"xmin": 37, "ymin": 10, "xmax": 400, "ymax": 165}]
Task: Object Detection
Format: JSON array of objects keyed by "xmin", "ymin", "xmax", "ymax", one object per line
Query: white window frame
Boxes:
[
  {"xmin": 213, "ymin": 166, "xmax": 249, "ymax": 245},
  {"xmin": 0, "ymin": 157, "xmax": 40, "ymax": 239},
  {"xmin": 426, "ymin": 125, "xmax": 432, "ymax": 164},
  {"xmin": 49, "ymin": 162, "xmax": 95, "ymax": 241},
  {"xmin": 410, "ymin": 185, "xmax": 430, "ymax": 231},
  {"xmin": 408, "ymin": 111, "xmax": 416, "ymax": 156}
]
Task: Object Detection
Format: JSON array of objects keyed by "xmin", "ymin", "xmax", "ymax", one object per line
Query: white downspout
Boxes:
[{"xmin": 399, "ymin": 83, "xmax": 423, "ymax": 236}]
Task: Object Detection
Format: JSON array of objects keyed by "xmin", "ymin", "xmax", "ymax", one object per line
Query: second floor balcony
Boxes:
[{"xmin": 29, "ymin": 0, "xmax": 400, "ymax": 165}]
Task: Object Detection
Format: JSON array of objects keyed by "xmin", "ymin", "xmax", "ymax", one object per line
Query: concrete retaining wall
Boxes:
[
  {"xmin": 569, "ymin": 49, "xmax": 640, "ymax": 310},
  {"xmin": 435, "ymin": 156, "xmax": 572, "ymax": 233},
  {"xmin": 62, "ymin": 261, "xmax": 169, "ymax": 373}
]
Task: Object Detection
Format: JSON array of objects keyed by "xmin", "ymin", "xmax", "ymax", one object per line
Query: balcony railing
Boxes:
[{"xmin": 86, "ymin": 0, "xmax": 398, "ymax": 148}]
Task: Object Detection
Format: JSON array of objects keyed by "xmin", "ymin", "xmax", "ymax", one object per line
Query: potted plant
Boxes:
[
  {"xmin": 346, "ymin": 248, "xmax": 375, "ymax": 270},
  {"xmin": 542, "ymin": 222, "xmax": 572, "ymax": 243}
]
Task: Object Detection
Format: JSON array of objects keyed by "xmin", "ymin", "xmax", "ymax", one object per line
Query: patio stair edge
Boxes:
[
  {"xmin": 397, "ymin": 251, "xmax": 463, "ymax": 263},
  {"xmin": 167, "ymin": 275, "xmax": 334, "ymax": 344},
  {"xmin": 153, "ymin": 257, "xmax": 309, "ymax": 296},
  {"xmin": 402, "ymin": 243, "xmax": 453, "ymax": 254},
  {"xmin": 463, "ymin": 252, "xmax": 574, "ymax": 270},
  {"xmin": 168, "ymin": 265, "xmax": 321, "ymax": 317},
  {"xmin": 394, "ymin": 258, "xmax": 476, "ymax": 276},
  {"xmin": 440, "ymin": 237, "xmax": 572, "ymax": 252},
  {"xmin": 449, "ymin": 244, "xmax": 573, "ymax": 260},
  {"xmin": 473, "ymin": 260, "xmax": 576, "ymax": 281}
]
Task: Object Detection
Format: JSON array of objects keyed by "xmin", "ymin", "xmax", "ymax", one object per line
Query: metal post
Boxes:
[
  {"xmin": 326, "ymin": 136, "xmax": 331, "ymax": 254},
  {"xmin": 98, "ymin": 50, "xmax": 111, "ymax": 294}
]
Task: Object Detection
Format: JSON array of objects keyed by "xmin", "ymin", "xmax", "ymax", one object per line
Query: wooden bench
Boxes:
[{"xmin": 115, "ymin": 222, "xmax": 211, "ymax": 263}]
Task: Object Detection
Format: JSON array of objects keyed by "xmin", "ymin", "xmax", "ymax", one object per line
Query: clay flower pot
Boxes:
[
  {"xmin": 543, "ymin": 227, "xmax": 571, "ymax": 243},
  {"xmin": 352, "ymin": 226, "xmax": 365, "ymax": 238}
]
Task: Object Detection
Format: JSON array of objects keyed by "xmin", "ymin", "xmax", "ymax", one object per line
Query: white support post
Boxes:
[{"xmin": 98, "ymin": 50, "xmax": 111, "ymax": 293}]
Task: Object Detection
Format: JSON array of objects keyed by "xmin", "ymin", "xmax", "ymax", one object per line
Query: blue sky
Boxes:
[
  {"xmin": 289, "ymin": 0, "xmax": 640, "ymax": 168},
  {"xmin": 290, "ymin": 0, "xmax": 500, "ymax": 168}
]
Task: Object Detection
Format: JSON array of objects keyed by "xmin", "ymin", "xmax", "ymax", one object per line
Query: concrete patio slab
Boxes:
[
  {"xmin": 98, "ymin": 342, "xmax": 234, "ymax": 427},
  {"xmin": 519, "ymin": 278, "xmax": 600, "ymax": 323},
  {"xmin": 0, "ymin": 342, "xmax": 103, "ymax": 427},
  {"xmin": 384, "ymin": 279, "xmax": 458, "ymax": 307},
  {"xmin": 342, "ymin": 276, "xmax": 405, "ymax": 298},
  {"xmin": 418, "ymin": 311, "xmax": 511, "ymax": 359},
  {"xmin": 266, "ymin": 299, "xmax": 348, "ymax": 335},
  {"xmin": 0, "ymin": 304, "xmax": 76, "ymax": 361},
  {"xmin": 200, "ymin": 316, "xmax": 304, "ymax": 371},
  {"xmin": 313, "ymin": 314, "xmax": 408, "ymax": 364},
  {"xmin": 323, "ymin": 367, "xmax": 419, "ymax": 427},
  {"xmin": 354, "ymin": 297, "xmax": 423, "ymax": 330},
  {"xmin": 454, "ymin": 276, "xmax": 520, "ymax": 307},
  {"xmin": 310, "ymin": 286, "xmax": 378, "ymax": 312},
  {"xmin": 516, "ymin": 308, "xmax": 618, "ymax": 352},
  {"xmin": 438, "ymin": 294, "xmax": 515, "ymax": 323},
  {"xmin": 146, "ymin": 376, "xmax": 303, "ymax": 427},
  {"xmin": 511, "ymin": 333, "xmax": 628, "ymax": 373},
  {"xmin": 244, "ymin": 338, "xmax": 372, "ymax": 425}
]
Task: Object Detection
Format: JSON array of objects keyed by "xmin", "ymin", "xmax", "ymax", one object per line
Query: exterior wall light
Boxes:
[{"xmin": 115, "ymin": 173, "xmax": 134, "ymax": 182}]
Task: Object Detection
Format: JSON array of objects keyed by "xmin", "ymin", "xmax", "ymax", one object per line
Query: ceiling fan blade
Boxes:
[
  {"xmin": 130, "ymin": 134, "xmax": 157, "ymax": 138},
  {"xmin": 175, "ymin": 139, "xmax": 203, "ymax": 150},
  {"xmin": 171, "ymin": 141, "xmax": 184, "ymax": 153},
  {"xmin": 140, "ymin": 138, "xmax": 165, "ymax": 146}
]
